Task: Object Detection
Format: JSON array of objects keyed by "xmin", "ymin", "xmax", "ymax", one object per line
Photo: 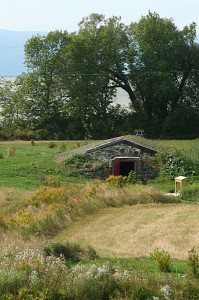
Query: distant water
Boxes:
[
  {"xmin": 3, "ymin": 77, "xmax": 130, "ymax": 107},
  {"xmin": 114, "ymin": 88, "xmax": 130, "ymax": 107}
]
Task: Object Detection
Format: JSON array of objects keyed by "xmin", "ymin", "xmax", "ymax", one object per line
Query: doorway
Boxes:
[
  {"xmin": 119, "ymin": 161, "xmax": 134, "ymax": 176},
  {"xmin": 112, "ymin": 158, "xmax": 137, "ymax": 176}
]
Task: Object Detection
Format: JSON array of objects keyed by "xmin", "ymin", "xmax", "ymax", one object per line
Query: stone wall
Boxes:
[
  {"xmin": 87, "ymin": 141, "xmax": 142, "ymax": 161},
  {"xmin": 86, "ymin": 141, "xmax": 157, "ymax": 181}
]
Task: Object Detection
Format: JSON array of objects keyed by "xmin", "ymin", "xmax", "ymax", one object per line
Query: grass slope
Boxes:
[{"xmin": 0, "ymin": 140, "xmax": 85, "ymax": 189}]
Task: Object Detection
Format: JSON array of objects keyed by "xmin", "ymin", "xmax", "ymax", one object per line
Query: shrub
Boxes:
[
  {"xmin": 7, "ymin": 147, "xmax": 16, "ymax": 157},
  {"xmin": 160, "ymin": 151, "xmax": 196, "ymax": 179},
  {"xmin": 106, "ymin": 175, "xmax": 128, "ymax": 188},
  {"xmin": 48, "ymin": 142, "xmax": 57, "ymax": 148},
  {"xmin": 127, "ymin": 170, "xmax": 136, "ymax": 184},
  {"xmin": 43, "ymin": 242, "xmax": 98, "ymax": 262},
  {"xmin": 151, "ymin": 249, "xmax": 171, "ymax": 272},
  {"xmin": 60, "ymin": 143, "xmax": 67, "ymax": 151},
  {"xmin": 188, "ymin": 247, "xmax": 199, "ymax": 278},
  {"xmin": 41, "ymin": 176, "xmax": 61, "ymax": 187},
  {"xmin": 106, "ymin": 172, "xmax": 136, "ymax": 187},
  {"xmin": 181, "ymin": 183, "xmax": 199, "ymax": 202},
  {"xmin": 66, "ymin": 154, "xmax": 90, "ymax": 168},
  {"xmin": 28, "ymin": 186, "xmax": 68, "ymax": 206}
]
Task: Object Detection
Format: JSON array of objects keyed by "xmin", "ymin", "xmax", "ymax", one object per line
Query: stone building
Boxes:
[
  {"xmin": 85, "ymin": 136, "xmax": 157, "ymax": 181},
  {"xmin": 56, "ymin": 135, "xmax": 158, "ymax": 181}
]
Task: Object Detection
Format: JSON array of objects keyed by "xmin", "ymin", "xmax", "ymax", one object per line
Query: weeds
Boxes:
[
  {"xmin": 7, "ymin": 147, "xmax": 16, "ymax": 157},
  {"xmin": 48, "ymin": 142, "xmax": 57, "ymax": 148},
  {"xmin": 43, "ymin": 242, "xmax": 98, "ymax": 263},
  {"xmin": 151, "ymin": 248, "xmax": 172, "ymax": 272},
  {"xmin": 106, "ymin": 175, "xmax": 128, "ymax": 187},
  {"xmin": 188, "ymin": 247, "xmax": 199, "ymax": 278}
]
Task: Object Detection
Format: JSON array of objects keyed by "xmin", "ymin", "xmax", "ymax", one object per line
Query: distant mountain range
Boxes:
[{"xmin": 0, "ymin": 29, "xmax": 46, "ymax": 77}]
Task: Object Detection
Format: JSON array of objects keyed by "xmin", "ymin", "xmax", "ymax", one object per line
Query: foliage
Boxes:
[
  {"xmin": 41, "ymin": 176, "xmax": 61, "ymax": 187},
  {"xmin": 106, "ymin": 171, "xmax": 136, "ymax": 187},
  {"xmin": 127, "ymin": 170, "xmax": 136, "ymax": 184},
  {"xmin": 48, "ymin": 141, "xmax": 57, "ymax": 148},
  {"xmin": 0, "ymin": 12, "xmax": 199, "ymax": 138},
  {"xmin": 6, "ymin": 202, "xmax": 68, "ymax": 236},
  {"xmin": 66, "ymin": 154, "xmax": 91, "ymax": 168},
  {"xmin": 0, "ymin": 246, "xmax": 198, "ymax": 299},
  {"xmin": 106, "ymin": 175, "xmax": 128, "ymax": 187},
  {"xmin": 151, "ymin": 248, "xmax": 172, "ymax": 272},
  {"xmin": 66, "ymin": 154, "xmax": 110, "ymax": 174},
  {"xmin": 188, "ymin": 247, "xmax": 199, "ymax": 278},
  {"xmin": 28, "ymin": 186, "xmax": 68, "ymax": 206},
  {"xmin": 43, "ymin": 242, "xmax": 98, "ymax": 263},
  {"xmin": 181, "ymin": 182, "xmax": 199, "ymax": 202},
  {"xmin": 160, "ymin": 152, "xmax": 196, "ymax": 179}
]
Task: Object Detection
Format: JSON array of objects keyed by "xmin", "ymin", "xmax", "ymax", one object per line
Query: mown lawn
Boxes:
[
  {"xmin": 0, "ymin": 140, "xmax": 86, "ymax": 189},
  {"xmin": 54, "ymin": 203, "xmax": 199, "ymax": 260}
]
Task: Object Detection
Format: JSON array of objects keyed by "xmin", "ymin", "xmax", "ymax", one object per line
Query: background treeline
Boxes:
[{"xmin": 0, "ymin": 12, "xmax": 199, "ymax": 140}]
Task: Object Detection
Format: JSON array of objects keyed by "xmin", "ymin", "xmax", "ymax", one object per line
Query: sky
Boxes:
[{"xmin": 0, "ymin": 0, "xmax": 199, "ymax": 33}]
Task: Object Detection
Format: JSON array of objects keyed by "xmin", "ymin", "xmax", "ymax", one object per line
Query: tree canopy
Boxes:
[{"xmin": 0, "ymin": 12, "xmax": 198, "ymax": 140}]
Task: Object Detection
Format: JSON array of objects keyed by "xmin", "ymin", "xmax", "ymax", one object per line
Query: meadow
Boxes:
[{"xmin": 0, "ymin": 138, "xmax": 199, "ymax": 299}]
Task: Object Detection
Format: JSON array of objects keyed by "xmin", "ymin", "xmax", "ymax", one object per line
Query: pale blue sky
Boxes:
[{"xmin": 0, "ymin": 0, "xmax": 199, "ymax": 33}]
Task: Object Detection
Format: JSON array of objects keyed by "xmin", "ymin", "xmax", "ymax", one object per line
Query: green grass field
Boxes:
[{"xmin": 0, "ymin": 140, "xmax": 86, "ymax": 189}]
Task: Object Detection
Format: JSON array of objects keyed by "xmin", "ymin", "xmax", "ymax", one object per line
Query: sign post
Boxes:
[{"xmin": 174, "ymin": 176, "xmax": 188, "ymax": 194}]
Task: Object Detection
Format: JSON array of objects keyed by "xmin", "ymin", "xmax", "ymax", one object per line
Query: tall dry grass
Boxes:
[{"xmin": 1, "ymin": 181, "xmax": 179, "ymax": 237}]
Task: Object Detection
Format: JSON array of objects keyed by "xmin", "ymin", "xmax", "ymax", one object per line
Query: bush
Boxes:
[
  {"xmin": 41, "ymin": 176, "xmax": 61, "ymax": 187},
  {"xmin": 127, "ymin": 170, "xmax": 136, "ymax": 184},
  {"xmin": 28, "ymin": 186, "xmax": 68, "ymax": 206},
  {"xmin": 106, "ymin": 175, "xmax": 128, "ymax": 188},
  {"xmin": 188, "ymin": 247, "xmax": 199, "ymax": 278},
  {"xmin": 48, "ymin": 142, "xmax": 57, "ymax": 148},
  {"xmin": 66, "ymin": 154, "xmax": 90, "ymax": 168},
  {"xmin": 43, "ymin": 242, "xmax": 98, "ymax": 262},
  {"xmin": 151, "ymin": 249, "xmax": 172, "ymax": 272},
  {"xmin": 181, "ymin": 183, "xmax": 199, "ymax": 202},
  {"xmin": 160, "ymin": 151, "xmax": 197, "ymax": 179}
]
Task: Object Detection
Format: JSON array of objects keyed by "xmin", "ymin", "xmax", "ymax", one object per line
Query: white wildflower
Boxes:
[
  {"xmin": 160, "ymin": 285, "xmax": 173, "ymax": 300},
  {"xmin": 29, "ymin": 270, "xmax": 39, "ymax": 286}
]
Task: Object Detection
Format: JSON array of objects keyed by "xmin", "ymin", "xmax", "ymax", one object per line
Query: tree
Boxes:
[
  {"xmin": 67, "ymin": 12, "xmax": 199, "ymax": 137},
  {"xmin": 14, "ymin": 12, "xmax": 199, "ymax": 139},
  {"xmin": 60, "ymin": 14, "xmax": 117, "ymax": 137},
  {"xmin": 127, "ymin": 12, "xmax": 199, "ymax": 133},
  {"xmin": 22, "ymin": 30, "xmax": 71, "ymax": 134},
  {"xmin": 0, "ymin": 78, "xmax": 27, "ymax": 128}
]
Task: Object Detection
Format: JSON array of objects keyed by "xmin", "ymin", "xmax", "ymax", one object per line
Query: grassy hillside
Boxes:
[{"xmin": 0, "ymin": 140, "xmax": 85, "ymax": 189}]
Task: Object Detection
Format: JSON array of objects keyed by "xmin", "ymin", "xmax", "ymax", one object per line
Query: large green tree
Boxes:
[
  {"xmin": 60, "ymin": 14, "xmax": 119, "ymax": 137},
  {"xmin": 129, "ymin": 13, "xmax": 199, "ymax": 120},
  {"xmin": 14, "ymin": 12, "xmax": 199, "ymax": 139},
  {"xmin": 63, "ymin": 12, "xmax": 199, "ymax": 136},
  {"xmin": 22, "ymin": 30, "xmax": 71, "ymax": 133}
]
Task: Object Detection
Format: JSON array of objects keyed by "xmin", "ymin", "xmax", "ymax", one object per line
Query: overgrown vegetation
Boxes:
[
  {"xmin": 151, "ymin": 248, "xmax": 172, "ymax": 272},
  {"xmin": 0, "ymin": 140, "xmax": 198, "ymax": 298},
  {"xmin": 43, "ymin": 242, "xmax": 98, "ymax": 263},
  {"xmin": 0, "ymin": 238, "xmax": 199, "ymax": 299}
]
